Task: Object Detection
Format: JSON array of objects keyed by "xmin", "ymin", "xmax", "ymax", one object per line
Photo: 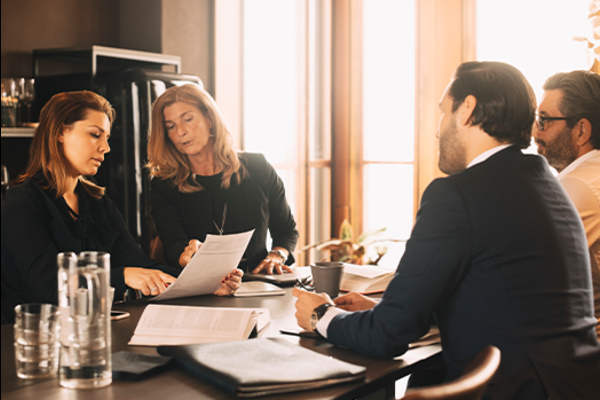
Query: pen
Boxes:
[{"xmin": 279, "ymin": 329, "xmax": 320, "ymax": 338}]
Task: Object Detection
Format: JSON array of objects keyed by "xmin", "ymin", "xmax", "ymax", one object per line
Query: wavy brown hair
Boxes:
[
  {"xmin": 146, "ymin": 84, "xmax": 245, "ymax": 193},
  {"xmin": 14, "ymin": 91, "xmax": 115, "ymax": 199}
]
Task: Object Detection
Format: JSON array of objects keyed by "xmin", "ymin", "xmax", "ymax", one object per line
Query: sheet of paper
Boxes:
[
  {"xmin": 342, "ymin": 264, "xmax": 395, "ymax": 278},
  {"xmin": 154, "ymin": 230, "xmax": 254, "ymax": 301}
]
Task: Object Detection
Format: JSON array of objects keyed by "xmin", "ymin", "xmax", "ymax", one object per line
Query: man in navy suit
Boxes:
[{"xmin": 294, "ymin": 61, "xmax": 600, "ymax": 399}]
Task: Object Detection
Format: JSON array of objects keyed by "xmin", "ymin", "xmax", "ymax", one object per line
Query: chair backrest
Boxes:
[{"xmin": 399, "ymin": 346, "xmax": 501, "ymax": 400}]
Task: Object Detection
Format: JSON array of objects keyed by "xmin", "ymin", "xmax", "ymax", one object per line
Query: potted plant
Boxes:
[{"xmin": 301, "ymin": 219, "xmax": 406, "ymax": 265}]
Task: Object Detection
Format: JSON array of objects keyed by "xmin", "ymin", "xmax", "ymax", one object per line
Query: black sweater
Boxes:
[{"xmin": 1, "ymin": 174, "xmax": 181, "ymax": 322}]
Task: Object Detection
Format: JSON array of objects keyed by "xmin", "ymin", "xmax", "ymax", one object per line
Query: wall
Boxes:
[
  {"xmin": 162, "ymin": 0, "xmax": 215, "ymax": 94},
  {"xmin": 119, "ymin": 0, "xmax": 162, "ymax": 53},
  {"xmin": 1, "ymin": 0, "xmax": 120, "ymax": 77},
  {"xmin": 0, "ymin": 0, "xmax": 215, "ymax": 91}
]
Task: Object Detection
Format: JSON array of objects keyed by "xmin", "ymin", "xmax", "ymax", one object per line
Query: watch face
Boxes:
[{"xmin": 310, "ymin": 312, "xmax": 318, "ymax": 331}]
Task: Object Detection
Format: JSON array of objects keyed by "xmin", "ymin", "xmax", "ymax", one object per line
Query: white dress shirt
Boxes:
[{"xmin": 557, "ymin": 149, "xmax": 600, "ymax": 335}]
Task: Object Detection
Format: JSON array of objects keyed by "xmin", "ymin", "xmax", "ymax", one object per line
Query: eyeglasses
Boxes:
[{"xmin": 535, "ymin": 115, "xmax": 571, "ymax": 131}]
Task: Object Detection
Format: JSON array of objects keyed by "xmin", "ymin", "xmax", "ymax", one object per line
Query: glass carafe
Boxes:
[{"xmin": 57, "ymin": 252, "xmax": 112, "ymax": 389}]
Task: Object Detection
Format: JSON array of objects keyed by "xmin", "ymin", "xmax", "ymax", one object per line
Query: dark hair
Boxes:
[
  {"xmin": 543, "ymin": 71, "xmax": 600, "ymax": 149},
  {"xmin": 15, "ymin": 90, "xmax": 116, "ymax": 198},
  {"xmin": 449, "ymin": 61, "xmax": 536, "ymax": 149}
]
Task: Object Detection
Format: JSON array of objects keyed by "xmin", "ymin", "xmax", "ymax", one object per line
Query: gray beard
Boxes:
[{"xmin": 544, "ymin": 125, "xmax": 577, "ymax": 172}]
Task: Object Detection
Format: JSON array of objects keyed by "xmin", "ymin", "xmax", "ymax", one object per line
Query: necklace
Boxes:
[{"xmin": 213, "ymin": 203, "xmax": 227, "ymax": 235}]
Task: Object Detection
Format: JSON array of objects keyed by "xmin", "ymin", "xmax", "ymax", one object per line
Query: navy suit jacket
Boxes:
[{"xmin": 328, "ymin": 146, "xmax": 600, "ymax": 399}]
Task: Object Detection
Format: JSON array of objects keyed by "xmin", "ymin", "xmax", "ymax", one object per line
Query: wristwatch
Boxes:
[
  {"xmin": 310, "ymin": 303, "xmax": 333, "ymax": 331},
  {"xmin": 269, "ymin": 248, "xmax": 288, "ymax": 264}
]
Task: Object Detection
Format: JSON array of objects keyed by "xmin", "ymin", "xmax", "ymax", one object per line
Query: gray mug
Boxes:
[{"xmin": 310, "ymin": 262, "xmax": 345, "ymax": 298}]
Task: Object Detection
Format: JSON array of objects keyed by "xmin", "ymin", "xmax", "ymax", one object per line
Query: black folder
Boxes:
[{"xmin": 157, "ymin": 337, "xmax": 366, "ymax": 397}]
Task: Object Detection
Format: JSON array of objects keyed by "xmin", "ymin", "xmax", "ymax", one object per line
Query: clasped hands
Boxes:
[{"xmin": 292, "ymin": 288, "xmax": 378, "ymax": 331}]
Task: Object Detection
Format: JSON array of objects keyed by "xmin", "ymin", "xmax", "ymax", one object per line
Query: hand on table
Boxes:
[
  {"xmin": 213, "ymin": 268, "xmax": 244, "ymax": 296},
  {"xmin": 123, "ymin": 267, "xmax": 177, "ymax": 296},
  {"xmin": 252, "ymin": 248, "xmax": 292, "ymax": 275},
  {"xmin": 334, "ymin": 292, "xmax": 377, "ymax": 311},
  {"xmin": 292, "ymin": 287, "xmax": 334, "ymax": 331},
  {"xmin": 179, "ymin": 239, "xmax": 203, "ymax": 268}
]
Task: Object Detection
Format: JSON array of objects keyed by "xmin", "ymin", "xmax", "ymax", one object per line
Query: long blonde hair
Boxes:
[
  {"xmin": 14, "ymin": 91, "xmax": 115, "ymax": 199},
  {"xmin": 146, "ymin": 84, "xmax": 245, "ymax": 193}
]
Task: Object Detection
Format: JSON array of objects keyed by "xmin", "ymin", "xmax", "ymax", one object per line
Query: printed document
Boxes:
[
  {"xmin": 129, "ymin": 304, "xmax": 270, "ymax": 346},
  {"xmin": 153, "ymin": 230, "xmax": 254, "ymax": 301}
]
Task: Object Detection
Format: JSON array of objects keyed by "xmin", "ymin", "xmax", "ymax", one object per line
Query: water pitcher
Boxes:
[{"xmin": 57, "ymin": 252, "xmax": 112, "ymax": 389}]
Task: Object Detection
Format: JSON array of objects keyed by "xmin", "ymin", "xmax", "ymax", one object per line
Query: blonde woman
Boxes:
[
  {"xmin": 1, "ymin": 91, "xmax": 239, "ymax": 322},
  {"xmin": 147, "ymin": 84, "xmax": 298, "ymax": 275}
]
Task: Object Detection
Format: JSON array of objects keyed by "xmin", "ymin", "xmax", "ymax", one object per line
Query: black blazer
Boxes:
[
  {"xmin": 151, "ymin": 152, "xmax": 298, "ymax": 270},
  {"xmin": 1, "ymin": 176, "xmax": 180, "ymax": 323},
  {"xmin": 328, "ymin": 146, "xmax": 600, "ymax": 399}
]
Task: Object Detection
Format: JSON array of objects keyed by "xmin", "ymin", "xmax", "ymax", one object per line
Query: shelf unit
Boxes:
[
  {"xmin": 1, "ymin": 127, "xmax": 35, "ymax": 138},
  {"xmin": 32, "ymin": 46, "xmax": 182, "ymax": 77}
]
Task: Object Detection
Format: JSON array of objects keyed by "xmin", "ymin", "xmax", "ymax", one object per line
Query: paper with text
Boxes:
[{"xmin": 154, "ymin": 230, "xmax": 254, "ymax": 301}]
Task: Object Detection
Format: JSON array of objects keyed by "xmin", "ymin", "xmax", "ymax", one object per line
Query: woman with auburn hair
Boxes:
[
  {"xmin": 147, "ymin": 84, "xmax": 298, "ymax": 274},
  {"xmin": 1, "ymin": 91, "xmax": 240, "ymax": 323}
]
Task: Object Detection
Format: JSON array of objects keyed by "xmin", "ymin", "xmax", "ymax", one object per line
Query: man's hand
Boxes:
[
  {"xmin": 334, "ymin": 292, "xmax": 378, "ymax": 311},
  {"xmin": 179, "ymin": 239, "xmax": 202, "ymax": 268},
  {"xmin": 292, "ymin": 287, "xmax": 334, "ymax": 331},
  {"xmin": 123, "ymin": 268, "xmax": 177, "ymax": 296}
]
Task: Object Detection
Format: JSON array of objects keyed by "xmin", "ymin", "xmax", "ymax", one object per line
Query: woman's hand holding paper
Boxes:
[
  {"xmin": 123, "ymin": 267, "xmax": 177, "ymax": 296},
  {"xmin": 213, "ymin": 268, "xmax": 244, "ymax": 296},
  {"xmin": 179, "ymin": 239, "xmax": 203, "ymax": 268}
]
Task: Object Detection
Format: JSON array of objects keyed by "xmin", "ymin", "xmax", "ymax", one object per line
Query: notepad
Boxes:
[
  {"xmin": 244, "ymin": 266, "xmax": 311, "ymax": 285},
  {"xmin": 233, "ymin": 281, "xmax": 286, "ymax": 297},
  {"xmin": 157, "ymin": 337, "xmax": 366, "ymax": 397},
  {"xmin": 128, "ymin": 304, "xmax": 270, "ymax": 346}
]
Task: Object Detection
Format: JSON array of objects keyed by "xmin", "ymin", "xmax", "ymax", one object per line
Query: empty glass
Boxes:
[
  {"xmin": 1, "ymin": 165, "xmax": 8, "ymax": 200},
  {"xmin": 17, "ymin": 78, "xmax": 35, "ymax": 125},
  {"xmin": 13, "ymin": 303, "xmax": 60, "ymax": 379}
]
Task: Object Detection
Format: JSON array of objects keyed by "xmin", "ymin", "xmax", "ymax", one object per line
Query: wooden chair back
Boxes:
[{"xmin": 399, "ymin": 346, "xmax": 501, "ymax": 400}]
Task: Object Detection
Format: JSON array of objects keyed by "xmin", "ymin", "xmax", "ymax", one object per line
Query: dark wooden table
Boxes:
[{"xmin": 1, "ymin": 289, "xmax": 442, "ymax": 400}]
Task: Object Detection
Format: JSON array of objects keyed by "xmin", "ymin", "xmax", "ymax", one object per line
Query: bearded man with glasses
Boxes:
[{"xmin": 534, "ymin": 70, "xmax": 600, "ymax": 338}]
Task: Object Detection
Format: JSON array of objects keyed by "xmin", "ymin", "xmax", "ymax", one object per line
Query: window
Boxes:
[
  {"xmin": 243, "ymin": 0, "xmax": 332, "ymax": 264},
  {"xmin": 237, "ymin": 0, "xmax": 420, "ymax": 267},
  {"xmin": 361, "ymin": 0, "xmax": 416, "ymax": 266},
  {"xmin": 477, "ymin": 0, "xmax": 590, "ymax": 108}
]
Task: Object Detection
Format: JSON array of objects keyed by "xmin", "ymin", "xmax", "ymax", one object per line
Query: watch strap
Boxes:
[
  {"xmin": 269, "ymin": 249, "xmax": 288, "ymax": 263},
  {"xmin": 313, "ymin": 303, "xmax": 333, "ymax": 320}
]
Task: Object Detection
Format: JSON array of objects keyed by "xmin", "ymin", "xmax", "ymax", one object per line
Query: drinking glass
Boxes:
[
  {"xmin": 1, "ymin": 164, "xmax": 8, "ymax": 200},
  {"xmin": 13, "ymin": 303, "xmax": 60, "ymax": 379}
]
